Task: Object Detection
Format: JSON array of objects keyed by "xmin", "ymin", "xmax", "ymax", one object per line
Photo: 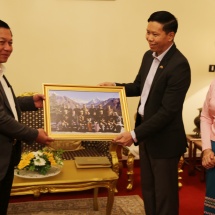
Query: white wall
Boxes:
[{"xmin": 1, "ymin": 0, "xmax": 215, "ymax": 133}]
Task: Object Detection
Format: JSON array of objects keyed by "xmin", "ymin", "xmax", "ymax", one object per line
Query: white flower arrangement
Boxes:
[{"xmin": 17, "ymin": 147, "xmax": 64, "ymax": 175}]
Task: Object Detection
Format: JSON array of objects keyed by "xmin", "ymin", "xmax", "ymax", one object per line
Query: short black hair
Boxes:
[
  {"xmin": 0, "ymin": 20, "xmax": 10, "ymax": 29},
  {"xmin": 148, "ymin": 11, "xmax": 178, "ymax": 34}
]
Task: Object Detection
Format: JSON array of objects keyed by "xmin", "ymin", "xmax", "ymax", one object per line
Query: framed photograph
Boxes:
[{"xmin": 43, "ymin": 84, "xmax": 131, "ymax": 141}]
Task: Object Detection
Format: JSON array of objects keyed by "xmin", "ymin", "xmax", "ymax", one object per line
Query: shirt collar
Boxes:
[
  {"xmin": 0, "ymin": 64, "xmax": 5, "ymax": 80},
  {"xmin": 152, "ymin": 43, "xmax": 174, "ymax": 61}
]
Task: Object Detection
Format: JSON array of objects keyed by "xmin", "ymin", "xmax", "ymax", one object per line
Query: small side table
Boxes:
[{"xmin": 186, "ymin": 134, "xmax": 201, "ymax": 175}]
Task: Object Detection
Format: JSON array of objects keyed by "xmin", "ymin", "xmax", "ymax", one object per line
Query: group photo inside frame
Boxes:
[{"xmin": 43, "ymin": 84, "xmax": 131, "ymax": 141}]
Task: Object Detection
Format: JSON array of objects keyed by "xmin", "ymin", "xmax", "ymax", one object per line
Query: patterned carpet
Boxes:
[{"xmin": 8, "ymin": 195, "xmax": 145, "ymax": 215}]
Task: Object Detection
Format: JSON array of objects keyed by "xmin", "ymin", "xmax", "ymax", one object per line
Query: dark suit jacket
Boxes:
[
  {"xmin": 117, "ymin": 44, "xmax": 191, "ymax": 159},
  {"xmin": 0, "ymin": 75, "xmax": 38, "ymax": 180}
]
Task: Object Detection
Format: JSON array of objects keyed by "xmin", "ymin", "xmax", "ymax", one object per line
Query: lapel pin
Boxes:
[{"xmin": 159, "ymin": 65, "xmax": 163, "ymax": 69}]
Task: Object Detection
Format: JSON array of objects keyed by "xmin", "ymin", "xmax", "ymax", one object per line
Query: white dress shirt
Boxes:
[
  {"xmin": 0, "ymin": 64, "xmax": 18, "ymax": 121},
  {"xmin": 138, "ymin": 54, "xmax": 161, "ymax": 116}
]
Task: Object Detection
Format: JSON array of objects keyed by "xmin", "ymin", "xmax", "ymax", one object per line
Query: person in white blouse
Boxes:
[{"xmin": 0, "ymin": 20, "xmax": 54, "ymax": 215}]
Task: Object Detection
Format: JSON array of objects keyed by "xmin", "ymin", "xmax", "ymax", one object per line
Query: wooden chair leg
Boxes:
[
  {"xmin": 178, "ymin": 156, "xmax": 184, "ymax": 188},
  {"xmin": 93, "ymin": 188, "xmax": 99, "ymax": 211},
  {"xmin": 126, "ymin": 152, "xmax": 135, "ymax": 190},
  {"xmin": 109, "ymin": 142, "xmax": 120, "ymax": 193}
]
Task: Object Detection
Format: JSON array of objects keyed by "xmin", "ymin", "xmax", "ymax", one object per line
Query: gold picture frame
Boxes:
[{"xmin": 43, "ymin": 83, "xmax": 131, "ymax": 141}]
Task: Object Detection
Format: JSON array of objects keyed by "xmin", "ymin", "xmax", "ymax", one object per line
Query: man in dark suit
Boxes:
[
  {"xmin": 0, "ymin": 20, "xmax": 54, "ymax": 215},
  {"xmin": 99, "ymin": 11, "xmax": 191, "ymax": 215}
]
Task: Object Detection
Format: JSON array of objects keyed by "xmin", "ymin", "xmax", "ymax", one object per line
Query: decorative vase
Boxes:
[{"xmin": 193, "ymin": 108, "xmax": 202, "ymax": 138}]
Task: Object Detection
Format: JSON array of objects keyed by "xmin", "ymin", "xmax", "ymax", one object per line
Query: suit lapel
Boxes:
[
  {"xmin": 0, "ymin": 79, "xmax": 12, "ymax": 113},
  {"xmin": 152, "ymin": 44, "xmax": 177, "ymax": 84}
]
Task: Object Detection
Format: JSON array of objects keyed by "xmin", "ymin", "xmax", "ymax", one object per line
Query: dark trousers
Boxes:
[
  {"xmin": 139, "ymin": 142, "xmax": 180, "ymax": 215},
  {"xmin": 0, "ymin": 149, "xmax": 15, "ymax": 215}
]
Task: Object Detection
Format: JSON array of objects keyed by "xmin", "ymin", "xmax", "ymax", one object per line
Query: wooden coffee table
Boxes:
[{"xmin": 11, "ymin": 160, "xmax": 118, "ymax": 215}]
